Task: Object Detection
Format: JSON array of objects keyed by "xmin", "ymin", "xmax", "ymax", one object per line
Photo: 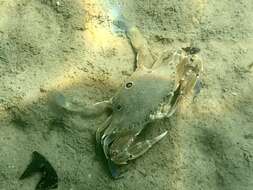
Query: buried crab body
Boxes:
[
  {"xmin": 99, "ymin": 70, "xmax": 175, "ymax": 164},
  {"xmin": 97, "ymin": 49, "xmax": 203, "ymax": 167},
  {"xmin": 55, "ymin": 21, "xmax": 203, "ymax": 178}
]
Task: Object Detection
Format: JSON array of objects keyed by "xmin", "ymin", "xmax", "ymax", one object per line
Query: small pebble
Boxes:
[
  {"xmin": 40, "ymin": 87, "xmax": 47, "ymax": 93},
  {"xmin": 222, "ymin": 88, "xmax": 228, "ymax": 92},
  {"xmin": 248, "ymin": 62, "xmax": 253, "ymax": 71}
]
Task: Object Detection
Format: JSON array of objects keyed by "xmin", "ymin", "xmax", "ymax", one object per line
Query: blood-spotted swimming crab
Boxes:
[{"xmin": 55, "ymin": 19, "xmax": 203, "ymax": 178}]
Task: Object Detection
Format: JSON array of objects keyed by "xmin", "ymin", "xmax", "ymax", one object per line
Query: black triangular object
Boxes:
[{"xmin": 19, "ymin": 151, "xmax": 58, "ymax": 190}]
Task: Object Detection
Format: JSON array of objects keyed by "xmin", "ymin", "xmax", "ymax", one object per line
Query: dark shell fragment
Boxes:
[{"xmin": 19, "ymin": 151, "xmax": 58, "ymax": 190}]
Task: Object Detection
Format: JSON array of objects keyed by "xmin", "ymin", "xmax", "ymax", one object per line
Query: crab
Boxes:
[{"xmin": 55, "ymin": 19, "xmax": 203, "ymax": 178}]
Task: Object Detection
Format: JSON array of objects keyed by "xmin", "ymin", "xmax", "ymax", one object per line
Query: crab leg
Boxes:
[
  {"xmin": 152, "ymin": 49, "xmax": 173, "ymax": 69},
  {"xmin": 55, "ymin": 93, "xmax": 112, "ymax": 117},
  {"xmin": 175, "ymin": 54, "xmax": 203, "ymax": 97},
  {"xmin": 126, "ymin": 26, "xmax": 154, "ymax": 69},
  {"xmin": 193, "ymin": 77, "xmax": 202, "ymax": 100},
  {"xmin": 176, "ymin": 52, "xmax": 202, "ymax": 81},
  {"xmin": 113, "ymin": 16, "xmax": 154, "ymax": 69},
  {"xmin": 150, "ymin": 83, "xmax": 182, "ymax": 120},
  {"xmin": 126, "ymin": 131, "xmax": 168, "ymax": 160}
]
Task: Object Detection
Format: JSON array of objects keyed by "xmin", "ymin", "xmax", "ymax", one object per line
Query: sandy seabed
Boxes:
[{"xmin": 0, "ymin": 0, "xmax": 252, "ymax": 189}]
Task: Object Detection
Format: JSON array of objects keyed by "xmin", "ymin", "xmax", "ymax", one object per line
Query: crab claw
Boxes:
[
  {"xmin": 107, "ymin": 159, "xmax": 124, "ymax": 179},
  {"xmin": 102, "ymin": 133, "xmax": 117, "ymax": 159},
  {"xmin": 100, "ymin": 132, "xmax": 125, "ymax": 179},
  {"xmin": 96, "ymin": 116, "xmax": 112, "ymax": 145}
]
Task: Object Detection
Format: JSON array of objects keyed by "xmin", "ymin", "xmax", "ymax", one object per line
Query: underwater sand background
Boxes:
[{"xmin": 0, "ymin": 0, "xmax": 252, "ymax": 189}]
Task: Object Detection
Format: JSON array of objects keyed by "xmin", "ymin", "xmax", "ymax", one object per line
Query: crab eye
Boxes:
[{"xmin": 125, "ymin": 81, "xmax": 133, "ymax": 89}]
